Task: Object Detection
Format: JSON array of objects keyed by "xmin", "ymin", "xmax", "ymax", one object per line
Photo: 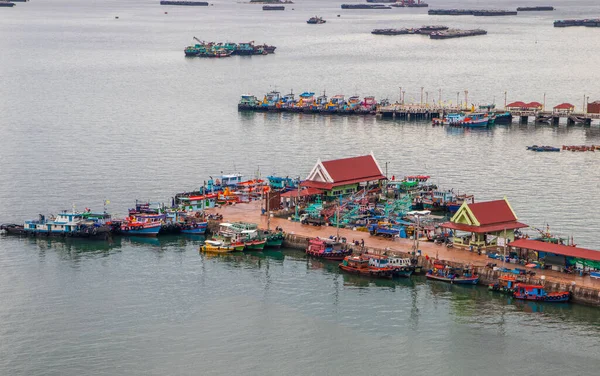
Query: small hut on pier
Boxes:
[
  {"xmin": 440, "ymin": 198, "xmax": 528, "ymax": 250},
  {"xmin": 553, "ymin": 103, "xmax": 575, "ymax": 114}
]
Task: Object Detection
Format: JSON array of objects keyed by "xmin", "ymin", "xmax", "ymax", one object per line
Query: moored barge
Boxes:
[{"xmin": 160, "ymin": 1, "xmax": 209, "ymax": 5}]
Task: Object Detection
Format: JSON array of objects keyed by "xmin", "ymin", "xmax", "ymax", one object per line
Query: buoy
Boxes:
[
  {"xmin": 337, "ymin": 14, "xmax": 341, "ymax": 17},
  {"xmin": 115, "ymin": 16, "xmax": 119, "ymax": 19},
  {"xmin": 165, "ymin": 11, "xmax": 168, "ymax": 14}
]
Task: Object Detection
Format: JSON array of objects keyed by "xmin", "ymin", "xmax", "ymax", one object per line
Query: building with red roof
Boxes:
[
  {"xmin": 508, "ymin": 238, "xmax": 600, "ymax": 270},
  {"xmin": 553, "ymin": 103, "xmax": 575, "ymax": 114},
  {"xmin": 301, "ymin": 153, "xmax": 386, "ymax": 198},
  {"xmin": 441, "ymin": 198, "xmax": 528, "ymax": 250},
  {"xmin": 506, "ymin": 101, "xmax": 543, "ymax": 111}
]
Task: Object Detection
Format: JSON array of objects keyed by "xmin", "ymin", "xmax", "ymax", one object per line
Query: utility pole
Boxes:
[
  {"xmin": 464, "ymin": 90, "xmax": 468, "ymax": 109},
  {"xmin": 402, "ymin": 91, "xmax": 405, "ymax": 104},
  {"xmin": 420, "ymin": 87, "xmax": 424, "ymax": 105},
  {"xmin": 438, "ymin": 88, "xmax": 442, "ymax": 105},
  {"xmin": 586, "ymin": 96, "xmax": 589, "ymax": 114},
  {"xmin": 543, "ymin": 92, "xmax": 546, "ymax": 111},
  {"xmin": 504, "ymin": 91, "xmax": 507, "ymax": 109},
  {"xmin": 399, "ymin": 87, "xmax": 402, "ymax": 104},
  {"xmin": 456, "ymin": 92, "xmax": 460, "ymax": 110},
  {"xmin": 426, "ymin": 92, "xmax": 429, "ymax": 107}
]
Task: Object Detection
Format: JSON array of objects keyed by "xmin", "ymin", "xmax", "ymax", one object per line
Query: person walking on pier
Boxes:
[{"xmin": 360, "ymin": 238, "xmax": 365, "ymax": 250}]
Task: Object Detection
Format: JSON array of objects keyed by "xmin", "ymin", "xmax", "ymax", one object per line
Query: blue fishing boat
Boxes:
[
  {"xmin": 426, "ymin": 263, "xmax": 479, "ymax": 284},
  {"xmin": 180, "ymin": 221, "xmax": 208, "ymax": 234},
  {"xmin": 441, "ymin": 112, "xmax": 489, "ymax": 127},
  {"xmin": 513, "ymin": 284, "xmax": 570, "ymax": 302},
  {"xmin": 234, "ymin": 42, "xmax": 256, "ymax": 56},
  {"xmin": 527, "ymin": 145, "xmax": 560, "ymax": 152},
  {"xmin": 120, "ymin": 221, "xmax": 162, "ymax": 237}
]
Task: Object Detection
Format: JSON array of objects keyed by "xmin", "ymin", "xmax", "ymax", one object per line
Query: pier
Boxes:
[{"xmin": 207, "ymin": 201, "xmax": 600, "ymax": 307}]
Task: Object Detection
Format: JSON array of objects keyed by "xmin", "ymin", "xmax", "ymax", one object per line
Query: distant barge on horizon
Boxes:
[
  {"xmin": 263, "ymin": 5, "xmax": 285, "ymax": 10},
  {"xmin": 372, "ymin": 25, "xmax": 448, "ymax": 35},
  {"xmin": 367, "ymin": 0, "xmax": 428, "ymax": 6},
  {"xmin": 0, "ymin": 1, "xmax": 16, "ymax": 6},
  {"xmin": 517, "ymin": 6, "xmax": 554, "ymax": 11},
  {"xmin": 428, "ymin": 9, "xmax": 517, "ymax": 16},
  {"xmin": 429, "ymin": 29, "xmax": 487, "ymax": 39},
  {"xmin": 160, "ymin": 1, "xmax": 209, "ymax": 5},
  {"xmin": 554, "ymin": 19, "xmax": 600, "ymax": 27},
  {"xmin": 341, "ymin": 4, "xmax": 392, "ymax": 9}
]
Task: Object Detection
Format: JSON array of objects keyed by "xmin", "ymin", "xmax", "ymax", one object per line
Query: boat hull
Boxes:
[
  {"xmin": 306, "ymin": 248, "xmax": 352, "ymax": 261},
  {"xmin": 426, "ymin": 273, "xmax": 479, "ymax": 284},
  {"xmin": 338, "ymin": 264, "xmax": 394, "ymax": 279},
  {"xmin": 120, "ymin": 225, "xmax": 161, "ymax": 237},
  {"xmin": 245, "ymin": 240, "xmax": 266, "ymax": 250},
  {"xmin": 201, "ymin": 244, "xmax": 236, "ymax": 253},
  {"xmin": 513, "ymin": 292, "xmax": 570, "ymax": 302},
  {"xmin": 266, "ymin": 237, "xmax": 284, "ymax": 248}
]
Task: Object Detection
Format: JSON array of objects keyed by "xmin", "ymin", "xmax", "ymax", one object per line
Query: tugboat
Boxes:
[
  {"xmin": 307, "ymin": 16, "xmax": 326, "ymax": 24},
  {"xmin": 306, "ymin": 238, "xmax": 352, "ymax": 260},
  {"xmin": 488, "ymin": 275, "xmax": 521, "ymax": 294}
]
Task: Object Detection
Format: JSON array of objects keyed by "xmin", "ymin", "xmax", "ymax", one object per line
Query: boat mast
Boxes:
[{"xmin": 266, "ymin": 188, "xmax": 270, "ymax": 231}]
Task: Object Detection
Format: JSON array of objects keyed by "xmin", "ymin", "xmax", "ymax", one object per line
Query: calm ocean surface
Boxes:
[{"xmin": 1, "ymin": 0, "xmax": 600, "ymax": 374}]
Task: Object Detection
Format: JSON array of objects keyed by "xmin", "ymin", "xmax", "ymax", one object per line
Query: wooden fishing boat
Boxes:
[
  {"xmin": 201, "ymin": 240, "xmax": 237, "ymax": 253},
  {"xmin": 426, "ymin": 265, "xmax": 479, "ymax": 284},
  {"xmin": 306, "ymin": 238, "xmax": 352, "ymax": 260},
  {"xmin": 488, "ymin": 275, "xmax": 521, "ymax": 294},
  {"xmin": 513, "ymin": 284, "xmax": 570, "ymax": 302},
  {"xmin": 339, "ymin": 255, "xmax": 395, "ymax": 278}
]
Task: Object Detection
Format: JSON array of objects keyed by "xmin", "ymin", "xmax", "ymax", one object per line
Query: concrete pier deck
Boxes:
[{"xmin": 208, "ymin": 201, "xmax": 600, "ymax": 305}]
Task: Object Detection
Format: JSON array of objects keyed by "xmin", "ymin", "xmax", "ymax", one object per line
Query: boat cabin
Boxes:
[
  {"xmin": 342, "ymin": 255, "xmax": 370, "ymax": 269},
  {"xmin": 179, "ymin": 193, "xmax": 218, "ymax": 211},
  {"xmin": 367, "ymin": 256, "xmax": 390, "ymax": 268},
  {"xmin": 239, "ymin": 95, "xmax": 259, "ymax": 106},
  {"xmin": 263, "ymin": 91, "xmax": 281, "ymax": 105}
]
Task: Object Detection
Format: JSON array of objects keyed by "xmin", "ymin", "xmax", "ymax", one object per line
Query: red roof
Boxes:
[
  {"xmin": 441, "ymin": 221, "xmax": 528, "ymax": 233},
  {"xmin": 509, "ymin": 239, "xmax": 600, "ymax": 262},
  {"xmin": 553, "ymin": 103, "xmax": 574, "ymax": 110},
  {"xmin": 467, "ymin": 199, "xmax": 517, "ymax": 225},
  {"xmin": 321, "ymin": 155, "xmax": 385, "ymax": 183},
  {"xmin": 506, "ymin": 101, "xmax": 526, "ymax": 107},
  {"xmin": 526, "ymin": 102, "xmax": 543, "ymax": 108},
  {"xmin": 280, "ymin": 187, "xmax": 323, "ymax": 198}
]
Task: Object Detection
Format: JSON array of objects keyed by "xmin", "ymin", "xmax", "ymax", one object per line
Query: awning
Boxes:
[
  {"xmin": 441, "ymin": 221, "xmax": 528, "ymax": 233},
  {"xmin": 280, "ymin": 187, "xmax": 324, "ymax": 198},
  {"xmin": 509, "ymin": 238, "xmax": 600, "ymax": 262}
]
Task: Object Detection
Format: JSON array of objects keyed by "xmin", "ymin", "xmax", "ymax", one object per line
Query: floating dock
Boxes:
[
  {"xmin": 517, "ymin": 6, "xmax": 554, "ymax": 11},
  {"xmin": 160, "ymin": 1, "xmax": 209, "ymax": 5},
  {"xmin": 429, "ymin": 29, "xmax": 487, "ymax": 39},
  {"xmin": 554, "ymin": 19, "xmax": 600, "ymax": 27}
]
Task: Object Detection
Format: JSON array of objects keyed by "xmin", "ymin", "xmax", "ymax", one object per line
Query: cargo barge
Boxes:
[
  {"xmin": 428, "ymin": 9, "xmax": 517, "ymax": 16},
  {"xmin": 367, "ymin": 0, "xmax": 427, "ymax": 4},
  {"xmin": 160, "ymin": 1, "xmax": 209, "ymax": 5},
  {"xmin": 263, "ymin": 5, "xmax": 284, "ymax": 10},
  {"xmin": 554, "ymin": 19, "xmax": 600, "ymax": 27},
  {"xmin": 372, "ymin": 25, "xmax": 448, "ymax": 35},
  {"xmin": 517, "ymin": 6, "xmax": 554, "ymax": 11},
  {"xmin": 0, "ymin": 1, "xmax": 16, "ymax": 6},
  {"xmin": 429, "ymin": 29, "xmax": 487, "ymax": 39},
  {"xmin": 341, "ymin": 4, "xmax": 392, "ymax": 9}
]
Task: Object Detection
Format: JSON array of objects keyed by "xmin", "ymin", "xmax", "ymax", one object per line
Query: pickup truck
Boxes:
[
  {"xmin": 368, "ymin": 223, "xmax": 400, "ymax": 238},
  {"xmin": 300, "ymin": 213, "xmax": 327, "ymax": 226}
]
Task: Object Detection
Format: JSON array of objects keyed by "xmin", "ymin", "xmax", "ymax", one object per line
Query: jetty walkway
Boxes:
[{"xmin": 208, "ymin": 201, "xmax": 600, "ymax": 306}]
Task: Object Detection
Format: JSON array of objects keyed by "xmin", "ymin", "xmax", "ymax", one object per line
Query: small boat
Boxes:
[
  {"xmin": 387, "ymin": 257, "xmax": 416, "ymax": 277},
  {"xmin": 262, "ymin": 229, "xmax": 285, "ymax": 248},
  {"xmin": 307, "ymin": 16, "xmax": 326, "ymax": 24},
  {"xmin": 526, "ymin": 145, "xmax": 561, "ymax": 152},
  {"xmin": 180, "ymin": 221, "xmax": 207, "ymax": 234},
  {"xmin": 120, "ymin": 221, "xmax": 162, "ymax": 237},
  {"xmin": 437, "ymin": 112, "xmax": 489, "ymax": 127},
  {"xmin": 488, "ymin": 275, "xmax": 521, "ymax": 294},
  {"xmin": 339, "ymin": 255, "xmax": 395, "ymax": 279},
  {"xmin": 371, "ymin": 28, "xmax": 409, "ymax": 35},
  {"xmin": 426, "ymin": 264, "xmax": 479, "ymax": 284},
  {"xmin": 201, "ymin": 239, "xmax": 237, "ymax": 253},
  {"xmin": 513, "ymin": 284, "xmax": 570, "ymax": 302},
  {"xmin": 306, "ymin": 238, "xmax": 352, "ymax": 260}
]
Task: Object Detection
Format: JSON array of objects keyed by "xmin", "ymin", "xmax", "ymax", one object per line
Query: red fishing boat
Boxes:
[
  {"xmin": 339, "ymin": 255, "xmax": 395, "ymax": 278},
  {"xmin": 306, "ymin": 238, "xmax": 352, "ymax": 260}
]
